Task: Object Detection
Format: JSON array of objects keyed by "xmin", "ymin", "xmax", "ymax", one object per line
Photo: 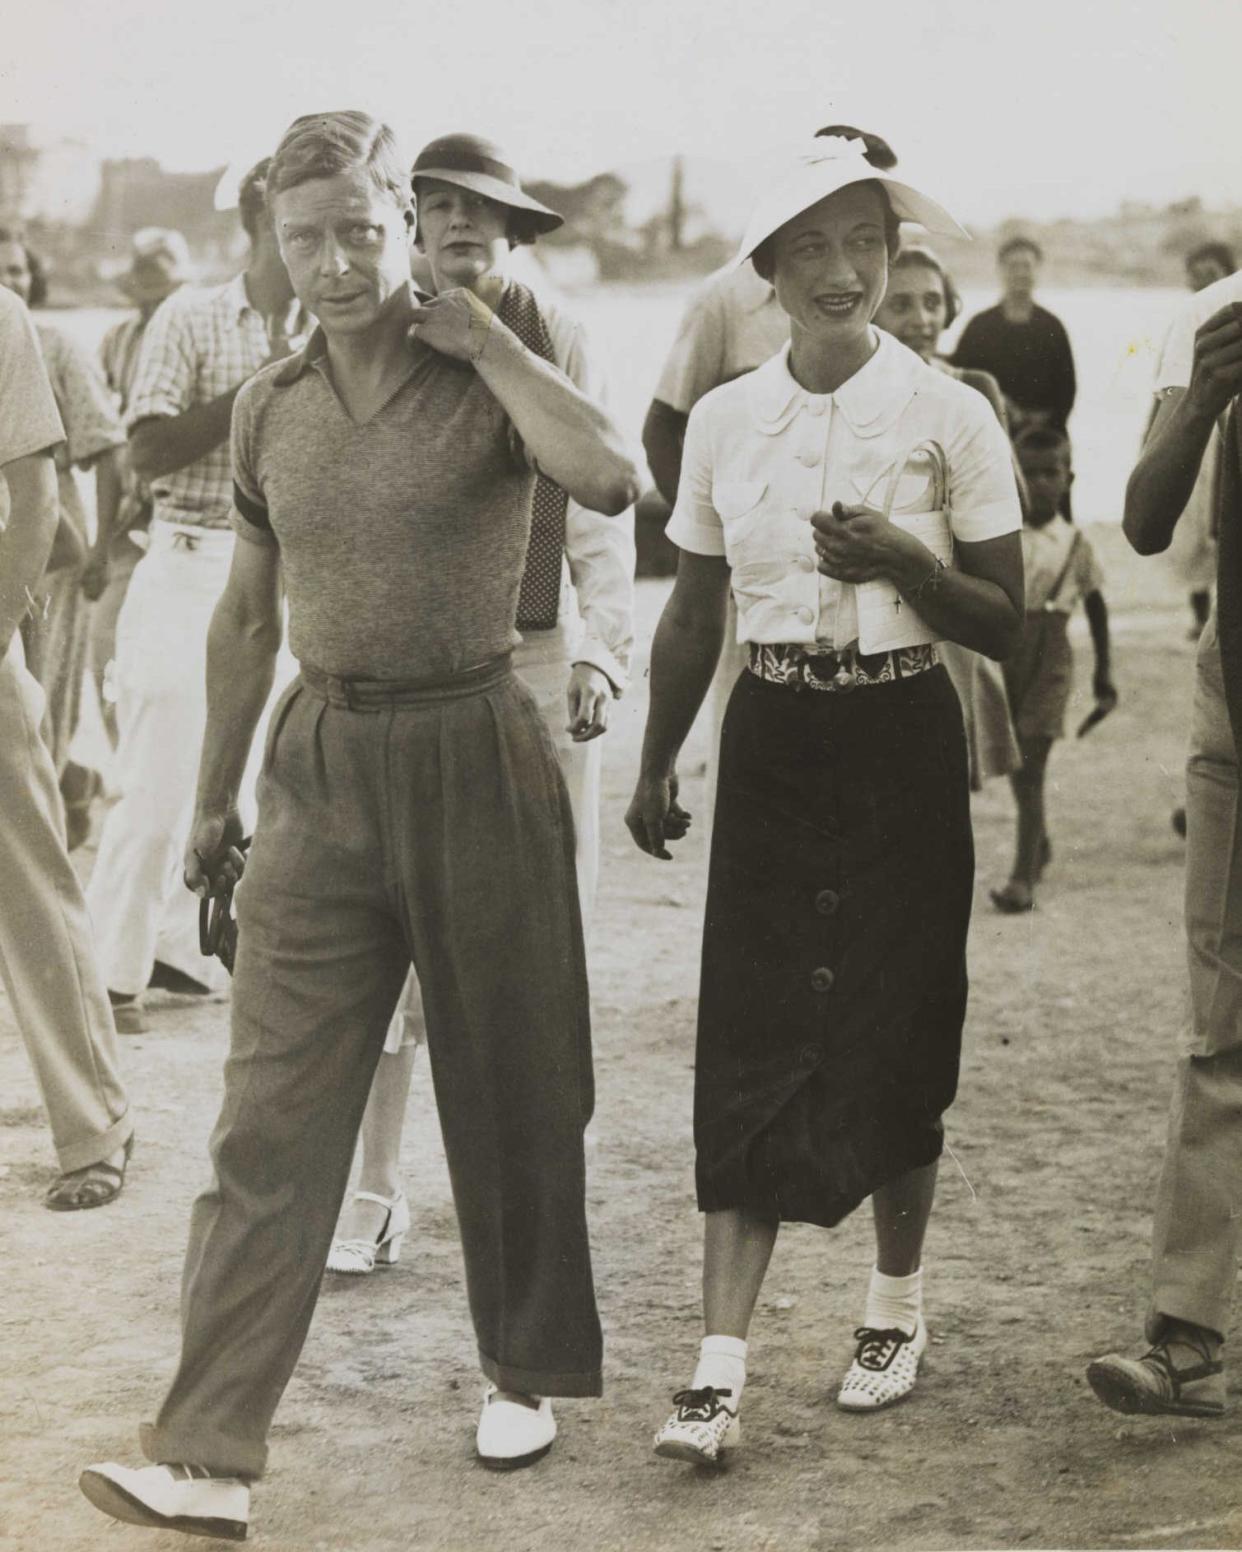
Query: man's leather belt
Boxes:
[{"xmin": 299, "ymin": 654, "xmax": 513, "ymax": 710}]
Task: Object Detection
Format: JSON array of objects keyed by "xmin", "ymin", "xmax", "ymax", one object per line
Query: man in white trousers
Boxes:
[{"xmin": 86, "ymin": 161, "xmax": 308, "ymax": 1032}]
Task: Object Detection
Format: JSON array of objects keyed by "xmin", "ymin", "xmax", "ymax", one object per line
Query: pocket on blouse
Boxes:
[
  {"xmin": 713, "ymin": 479, "xmax": 767, "ymax": 518},
  {"xmin": 712, "ymin": 479, "xmax": 769, "ymax": 554}
]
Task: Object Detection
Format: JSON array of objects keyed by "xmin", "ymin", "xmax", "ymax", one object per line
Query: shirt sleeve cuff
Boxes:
[
  {"xmin": 951, "ymin": 501, "xmax": 1023, "ymax": 545},
  {"xmin": 571, "ymin": 635, "xmax": 628, "ymax": 696},
  {"xmin": 230, "ymin": 505, "xmax": 278, "ymax": 547},
  {"xmin": 125, "ymin": 398, "xmax": 181, "ymax": 431},
  {"xmin": 665, "ymin": 508, "xmax": 726, "ymax": 557}
]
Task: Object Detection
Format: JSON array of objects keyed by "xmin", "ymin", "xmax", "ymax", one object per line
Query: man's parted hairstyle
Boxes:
[
  {"xmin": 237, "ymin": 158, "xmax": 272, "ymax": 242},
  {"xmin": 268, "ymin": 111, "xmax": 412, "ymax": 214}
]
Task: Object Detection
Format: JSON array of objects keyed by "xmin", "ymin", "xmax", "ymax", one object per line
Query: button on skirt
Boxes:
[{"xmin": 694, "ymin": 665, "xmax": 974, "ymax": 1229}]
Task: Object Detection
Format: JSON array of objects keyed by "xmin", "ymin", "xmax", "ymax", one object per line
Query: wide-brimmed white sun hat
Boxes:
[{"xmin": 733, "ymin": 137, "xmax": 969, "ymax": 268}]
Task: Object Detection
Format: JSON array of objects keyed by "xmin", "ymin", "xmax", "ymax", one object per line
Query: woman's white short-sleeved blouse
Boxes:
[{"xmin": 666, "ymin": 329, "xmax": 1022, "ymax": 649}]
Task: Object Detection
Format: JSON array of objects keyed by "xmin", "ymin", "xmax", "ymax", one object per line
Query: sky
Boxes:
[{"xmin": 3, "ymin": 0, "xmax": 1240, "ymax": 228}]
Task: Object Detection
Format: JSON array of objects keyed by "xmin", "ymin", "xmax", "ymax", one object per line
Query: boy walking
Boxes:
[{"xmin": 991, "ymin": 427, "xmax": 1116, "ymax": 913}]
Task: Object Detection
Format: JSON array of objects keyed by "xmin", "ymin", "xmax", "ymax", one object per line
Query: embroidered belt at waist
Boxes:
[
  {"xmin": 746, "ymin": 641, "xmax": 939, "ymax": 694},
  {"xmin": 299, "ymin": 653, "xmax": 513, "ymax": 710}
]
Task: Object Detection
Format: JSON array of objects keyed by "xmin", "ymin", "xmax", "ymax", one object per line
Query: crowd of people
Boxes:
[{"xmin": 0, "ymin": 111, "xmax": 1239, "ymax": 1542}]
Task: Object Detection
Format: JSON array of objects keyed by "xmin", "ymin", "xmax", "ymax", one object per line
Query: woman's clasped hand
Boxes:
[{"xmin": 811, "ymin": 500, "xmax": 928, "ymax": 583}]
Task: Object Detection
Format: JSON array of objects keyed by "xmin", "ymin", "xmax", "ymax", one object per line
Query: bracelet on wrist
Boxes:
[{"xmin": 904, "ymin": 556, "xmax": 947, "ymax": 603}]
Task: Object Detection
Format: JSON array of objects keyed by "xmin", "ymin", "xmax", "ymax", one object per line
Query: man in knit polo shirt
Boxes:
[{"xmin": 79, "ymin": 110, "xmax": 638, "ymax": 1542}]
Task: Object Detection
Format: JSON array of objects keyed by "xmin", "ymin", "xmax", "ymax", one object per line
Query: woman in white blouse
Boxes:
[{"xmin": 626, "ymin": 139, "xmax": 1023, "ymax": 1464}]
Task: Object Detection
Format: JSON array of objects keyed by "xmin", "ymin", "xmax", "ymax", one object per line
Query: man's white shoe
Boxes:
[
  {"xmin": 836, "ymin": 1317, "xmax": 929, "ymax": 1411},
  {"xmin": 79, "ymin": 1462, "xmax": 250, "ymax": 1541},
  {"xmin": 475, "ymin": 1385, "xmax": 557, "ymax": 1470}
]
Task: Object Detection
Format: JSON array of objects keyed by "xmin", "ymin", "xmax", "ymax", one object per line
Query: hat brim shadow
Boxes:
[{"xmin": 413, "ymin": 167, "xmax": 564, "ymax": 236}]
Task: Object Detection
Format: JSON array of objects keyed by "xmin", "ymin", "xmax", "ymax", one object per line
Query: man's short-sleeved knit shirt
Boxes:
[{"xmin": 231, "ymin": 324, "xmax": 535, "ymax": 681}]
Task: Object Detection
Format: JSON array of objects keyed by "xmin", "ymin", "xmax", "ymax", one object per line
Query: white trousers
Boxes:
[
  {"xmin": 86, "ymin": 526, "xmax": 259, "ymax": 997},
  {"xmin": 385, "ymin": 639, "xmax": 603, "ymax": 1051}
]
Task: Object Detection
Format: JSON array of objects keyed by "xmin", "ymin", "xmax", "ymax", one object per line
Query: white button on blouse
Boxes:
[{"xmin": 666, "ymin": 330, "xmax": 1022, "ymax": 650}]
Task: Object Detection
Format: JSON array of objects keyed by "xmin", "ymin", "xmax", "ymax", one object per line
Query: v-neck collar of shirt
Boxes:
[
  {"xmin": 272, "ymin": 322, "xmax": 428, "ymax": 427},
  {"xmin": 747, "ymin": 328, "xmax": 919, "ymax": 440}
]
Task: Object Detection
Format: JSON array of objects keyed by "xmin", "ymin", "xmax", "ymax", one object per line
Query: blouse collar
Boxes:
[{"xmin": 747, "ymin": 328, "xmax": 920, "ymax": 439}]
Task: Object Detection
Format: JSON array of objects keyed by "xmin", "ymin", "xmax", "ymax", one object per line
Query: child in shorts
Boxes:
[{"xmin": 991, "ymin": 427, "xmax": 1117, "ymax": 913}]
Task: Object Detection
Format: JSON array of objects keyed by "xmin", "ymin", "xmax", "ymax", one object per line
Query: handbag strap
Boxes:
[
  {"xmin": 875, "ymin": 439, "xmax": 949, "ymax": 522},
  {"xmin": 1041, "ymin": 527, "xmax": 1083, "ymax": 612}
]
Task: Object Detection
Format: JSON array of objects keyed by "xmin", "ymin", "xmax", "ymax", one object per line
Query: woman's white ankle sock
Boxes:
[
  {"xmin": 864, "ymin": 1266, "xmax": 923, "ymax": 1338},
  {"xmin": 693, "ymin": 1335, "xmax": 748, "ymax": 1407}
]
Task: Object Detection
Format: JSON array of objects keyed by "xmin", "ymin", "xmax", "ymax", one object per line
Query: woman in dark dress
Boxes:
[{"xmin": 626, "ymin": 138, "xmax": 1024, "ymax": 1464}]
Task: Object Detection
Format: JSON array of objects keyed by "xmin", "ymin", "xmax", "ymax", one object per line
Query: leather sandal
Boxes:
[
  {"xmin": 1087, "ymin": 1331, "xmax": 1226, "ymax": 1418},
  {"xmin": 326, "ymin": 1190, "xmax": 410, "ymax": 1275},
  {"xmin": 44, "ymin": 1134, "xmax": 133, "ymax": 1212}
]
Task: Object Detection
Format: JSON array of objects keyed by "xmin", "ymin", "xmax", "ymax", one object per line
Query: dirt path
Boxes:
[{"xmin": 3, "ymin": 528, "xmax": 1240, "ymax": 1552}]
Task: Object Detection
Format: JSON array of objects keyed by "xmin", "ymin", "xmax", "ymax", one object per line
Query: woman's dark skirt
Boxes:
[{"xmin": 694, "ymin": 663, "xmax": 974, "ymax": 1230}]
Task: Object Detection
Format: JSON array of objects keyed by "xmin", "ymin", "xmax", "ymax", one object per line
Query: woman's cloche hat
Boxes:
[
  {"xmin": 733, "ymin": 137, "xmax": 968, "ymax": 267},
  {"xmin": 411, "ymin": 134, "xmax": 564, "ymax": 236}
]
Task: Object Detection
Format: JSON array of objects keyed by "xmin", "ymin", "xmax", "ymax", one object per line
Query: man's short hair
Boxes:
[
  {"xmin": 268, "ymin": 111, "xmax": 411, "ymax": 212},
  {"xmin": 1015, "ymin": 424, "xmax": 1072, "ymax": 463},
  {"xmin": 1187, "ymin": 240, "xmax": 1236, "ymax": 276},
  {"xmin": 998, "ymin": 235, "xmax": 1043, "ymax": 264},
  {"xmin": 237, "ymin": 159, "xmax": 272, "ymax": 242}
]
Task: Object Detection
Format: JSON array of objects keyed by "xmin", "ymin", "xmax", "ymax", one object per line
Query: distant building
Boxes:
[
  {"xmin": 0, "ymin": 123, "xmax": 97, "ymax": 226},
  {"xmin": 88, "ymin": 158, "xmax": 239, "ymax": 273}
]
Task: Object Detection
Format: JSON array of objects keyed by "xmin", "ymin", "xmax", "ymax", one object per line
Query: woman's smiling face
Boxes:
[
  {"xmin": 874, "ymin": 262, "xmax": 949, "ymax": 361},
  {"xmin": 769, "ymin": 184, "xmax": 889, "ymax": 342}
]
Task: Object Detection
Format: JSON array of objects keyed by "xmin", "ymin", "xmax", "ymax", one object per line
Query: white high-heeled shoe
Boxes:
[{"xmin": 326, "ymin": 1189, "xmax": 410, "ymax": 1275}]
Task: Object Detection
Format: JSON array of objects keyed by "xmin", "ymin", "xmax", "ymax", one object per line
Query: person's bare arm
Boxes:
[
  {"xmin": 1084, "ymin": 589, "xmax": 1116, "ymax": 707},
  {"xmin": 1124, "ymin": 302, "xmax": 1242, "ymax": 555},
  {"xmin": 81, "ymin": 447, "xmax": 125, "ymax": 600},
  {"xmin": 182, "ymin": 537, "xmax": 283, "ymax": 896},
  {"xmin": 625, "ymin": 551, "xmax": 731, "ymax": 857},
  {"xmin": 128, "ymin": 390, "xmax": 242, "ymax": 482},
  {"xmin": 410, "ymin": 290, "xmax": 640, "ymax": 515},
  {"xmin": 0, "ymin": 451, "xmax": 59, "ymax": 656},
  {"xmin": 642, "ymin": 399, "xmax": 689, "ymax": 506}
]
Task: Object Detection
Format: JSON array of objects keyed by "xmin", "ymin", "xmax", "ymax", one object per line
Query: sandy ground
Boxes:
[{"xmin": 3, "ymin": 526, "xmax": 1241, "ymax": 1552}]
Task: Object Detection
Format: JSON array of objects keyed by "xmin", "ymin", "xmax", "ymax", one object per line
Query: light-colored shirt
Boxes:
[
  {"xmin": 1156, "ymin": 269, "xmax": 1242, "ymax": 392},
  {"xmin": 667, "ymin": 329, "xmax": 1021, "ymax": 648},
  {"xmin": 653, "ymin": 265, "xmax": 788, "ymax": 414},
  {"xmin": 231, "ymin": 323, "xmax": 536, "ymax": 681},
  {"xmin": 531, "ymin": 291, "xmax": 634, "ymax": 692},
  {"xmin": 35, "ymin": 321, "xmax": 126, "ymax": 547},
  {"xmin": 1020, "ymin": 517, "xmax": 1104, "ymax": 614},
  {"xmin": 0, "ymin": 288, "xmax": 64, "ymax": 470},
  {"xmin": 127, "ymin": 274, "xmax": 307, "ymax": 529}
]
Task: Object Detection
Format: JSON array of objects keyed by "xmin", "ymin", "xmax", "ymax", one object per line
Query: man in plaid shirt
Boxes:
[{"xmin": 86, "ymin": 162, "xmax": 307, "ymax": 1032}]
